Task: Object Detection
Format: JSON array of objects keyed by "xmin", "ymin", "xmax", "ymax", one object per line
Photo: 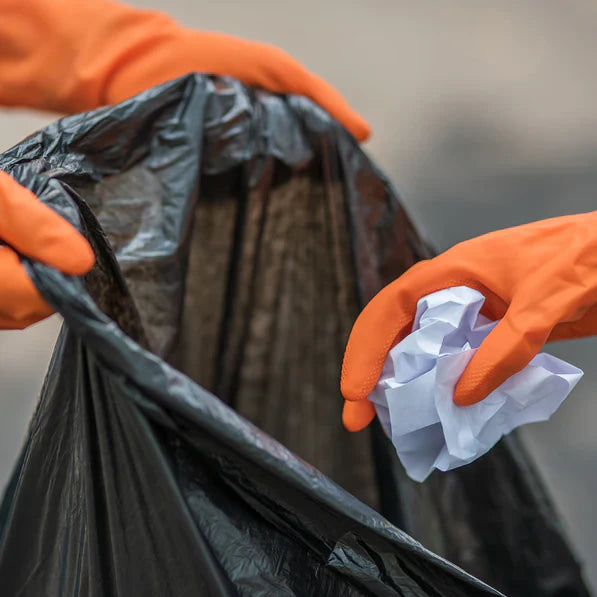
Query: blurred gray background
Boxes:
[{"xmin": 1, "ymin": 0, "xmax": 596, "ymax": 590}]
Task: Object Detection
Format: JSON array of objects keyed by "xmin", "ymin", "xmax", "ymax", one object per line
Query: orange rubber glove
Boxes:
[
  {"xmin": 0, "ymin": 0, "xmax": 370, "ymax": 141},
  {"xmin": 341, "ymin": 212, "xmax": 597, "ymax": 431},
  {"xmin": 0, "ymin": 172, "xmax": 94, "ymax": 329}
]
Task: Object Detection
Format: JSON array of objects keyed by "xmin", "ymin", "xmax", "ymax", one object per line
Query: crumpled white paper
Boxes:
[{"xmin": 368, "ymin": 286, "xmax": 583, "ymax": 482}]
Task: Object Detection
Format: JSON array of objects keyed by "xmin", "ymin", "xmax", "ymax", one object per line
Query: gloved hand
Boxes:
[
  {"xmin": 0, "ymin": 172, "xmax": 94, "ymax": 329},
  {"xmin": 0, "ymin": 0, "xmax": 370, "ymax": 141},
  {"xmin": 341, "ymin": 212, "xmax": 597, "ymax": 431}
]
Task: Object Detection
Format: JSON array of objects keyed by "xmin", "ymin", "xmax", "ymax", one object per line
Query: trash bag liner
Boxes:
[{"xmin": 0, "ymin": 74, "xmax": 588, "ymax": 596}]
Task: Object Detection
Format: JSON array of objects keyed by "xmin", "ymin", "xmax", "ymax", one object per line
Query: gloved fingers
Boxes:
[
  {"xmin": 340, "ymin": 270, "xmax": 423, "ymax": 404},
  {"xmin": 0, "ymin": 172, "xmax": 95, "ymax": 275},
  {"xmin": 340, "ymin": 258, "xmax": 472, "ymax": 404},
  {"xmin": 190, "ymin": 35, "xmax": 371, "ymax": 142},
  {"xmin": 292, "ymin": 69, "xmax": 371, "ymax": 142},
  {"xmin": 342, "ymin": 398, "xmax": 376, "ymax": 432},
  {"xmin": 262, "ymin": 48, "xmax": 371, "ymax": 141},
  {"xmin": 453, "ymin": 299, "xmax": 554, "ymax": 406},
  {"xmin": 101, "ymin": 24, "xmax": 371, "ymax": 142},
  {"xmin": 0, "ymin": 246, "xmax": 54, "ymax": 329}
]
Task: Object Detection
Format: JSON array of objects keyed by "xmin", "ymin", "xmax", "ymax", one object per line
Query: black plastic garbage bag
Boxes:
[
  {"xmin": 0, "ymin": 74, "xmax": 588, "ymax": 595},
  {"xmin": 0, "ymin": 263, "xmax": 501, "ymax": 597}
]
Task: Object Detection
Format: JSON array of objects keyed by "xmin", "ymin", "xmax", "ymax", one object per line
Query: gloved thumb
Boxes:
[
  {"xmin": 341, "ymin": 284, "xmax": 414, "ymax": 402},
  {"xmin": 0, "ymin": 172, "xmax": 95, "ymax": 276},
  {"xmin": 340, "ymin": 262, "xmax": 439, "ymax": 432},
  {"xmin": 453, "ymin": 302, "xmax": 552, "ymax": 406},
  {"xmin": 342, "ymin": 399, "xmax": 376, "ymax": 432}
]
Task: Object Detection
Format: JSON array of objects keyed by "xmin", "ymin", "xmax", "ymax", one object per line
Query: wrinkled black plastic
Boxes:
[{"xmin": 0, "ymin": 74, "xmax": 588, "ymax": 595}]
